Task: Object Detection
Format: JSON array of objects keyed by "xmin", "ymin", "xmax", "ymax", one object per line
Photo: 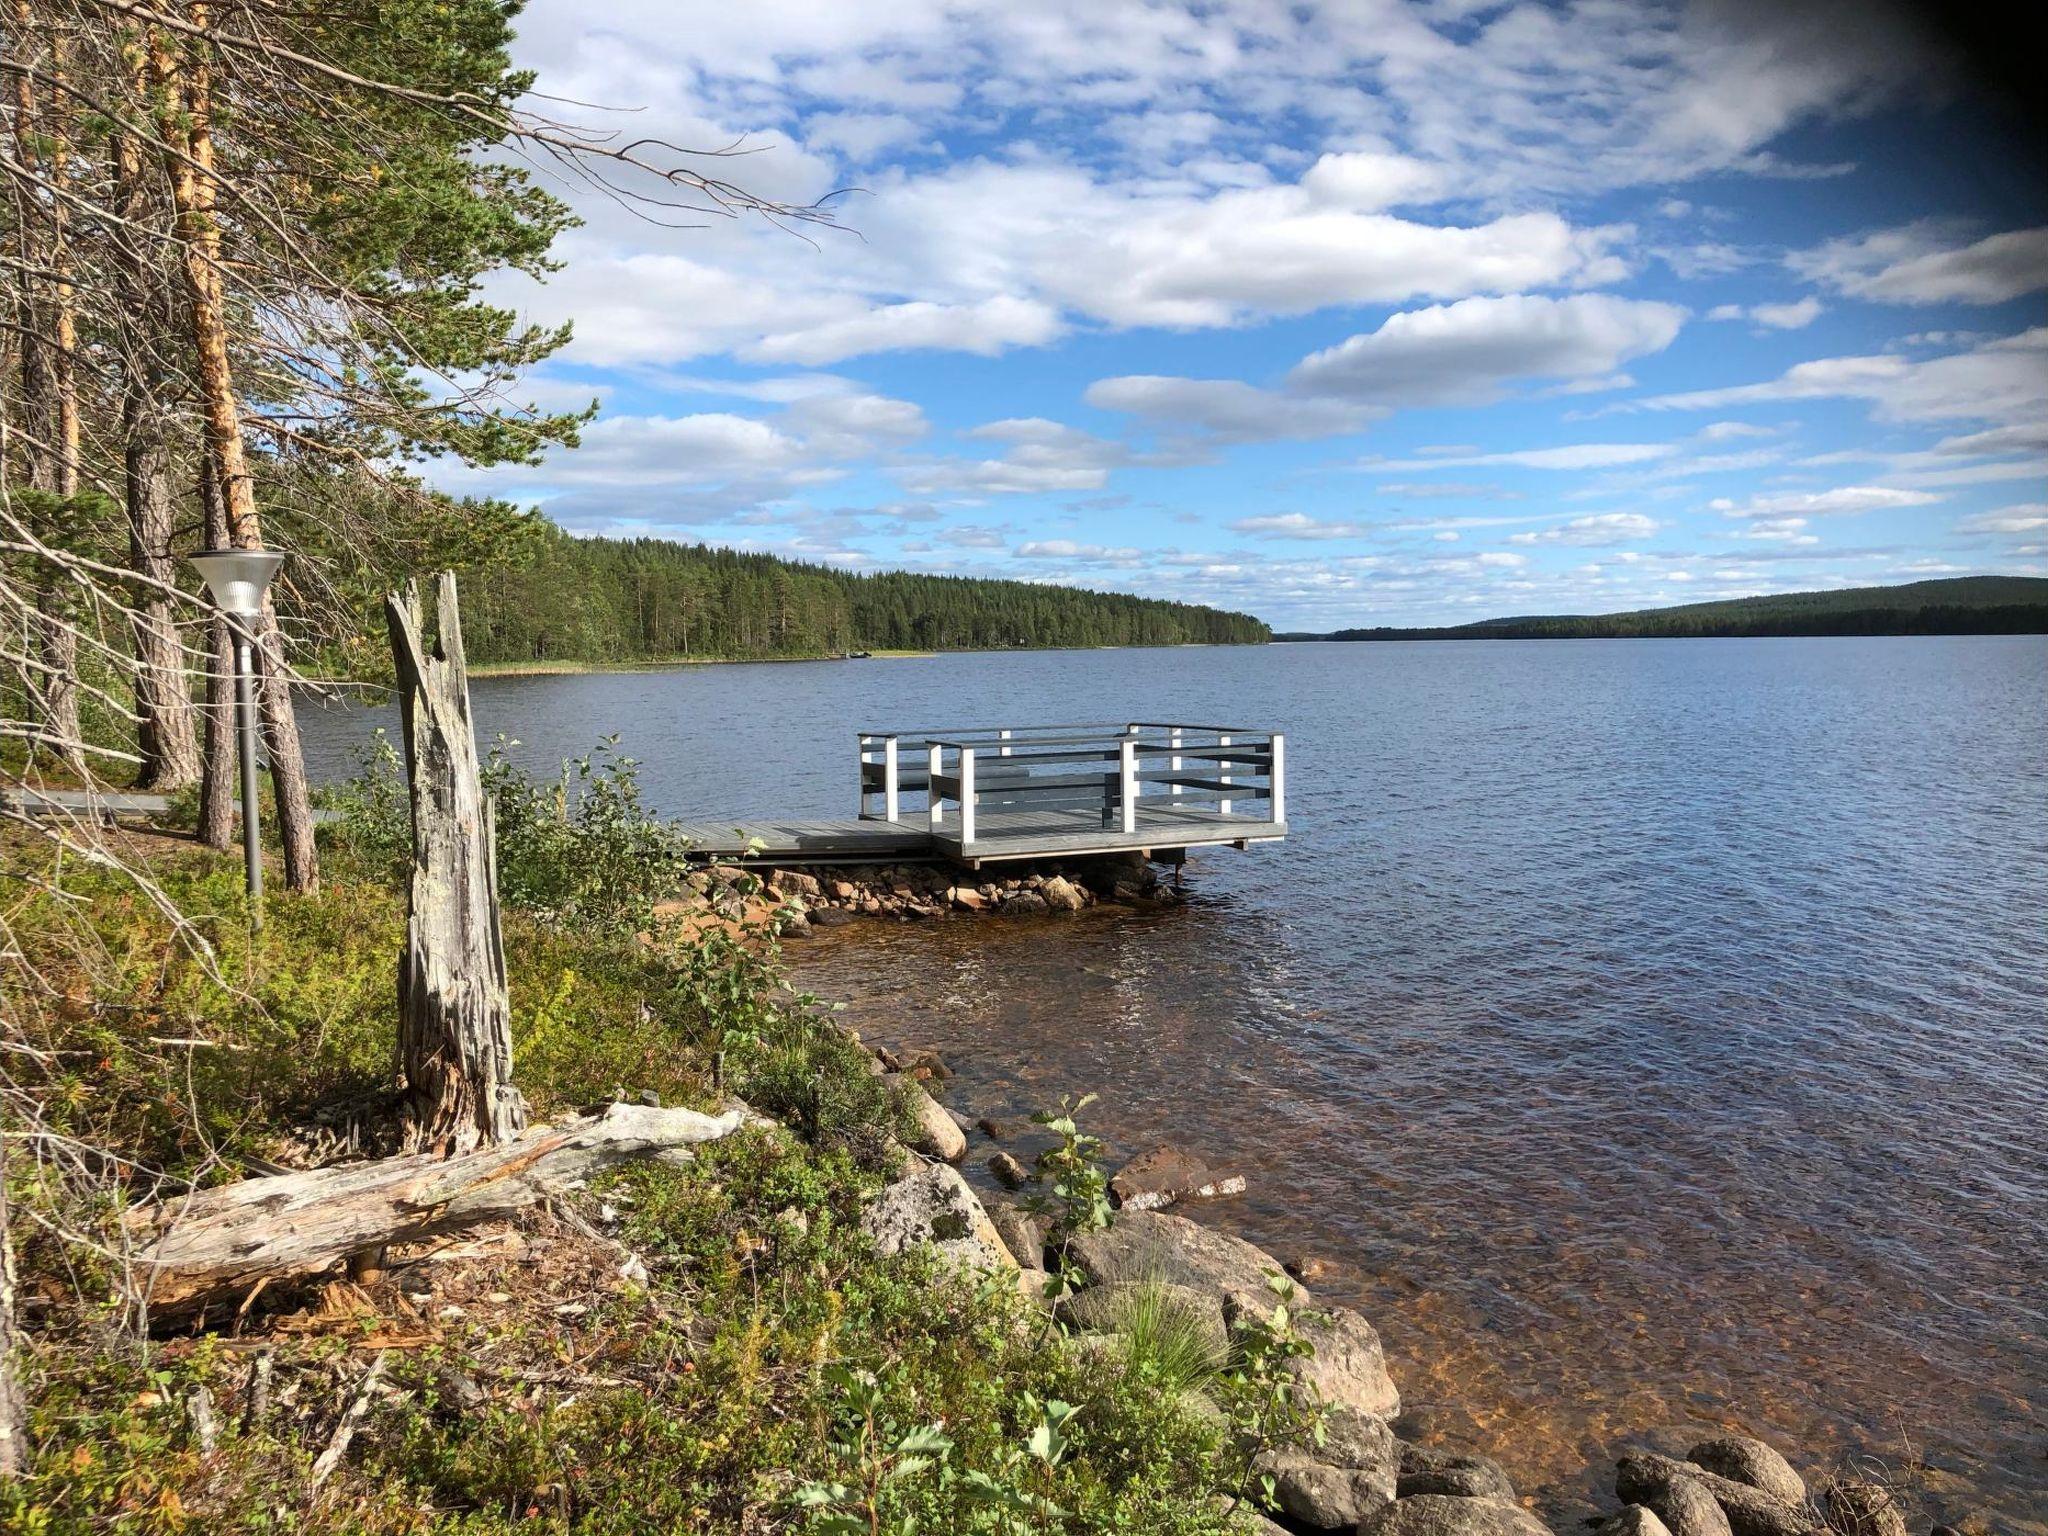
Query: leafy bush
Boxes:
[{"xmin": 322, "ymin": 729, "xmax": 691, "ymax": 933}]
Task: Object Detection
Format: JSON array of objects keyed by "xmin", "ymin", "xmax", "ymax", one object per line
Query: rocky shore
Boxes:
[
  {"xmin": 852, "ymin": 1031, "xmax": 1946, "ymax": 1536},
  {"xmin": 675, "ymin": 849, "xmax": 1184, "ymax": 932}
]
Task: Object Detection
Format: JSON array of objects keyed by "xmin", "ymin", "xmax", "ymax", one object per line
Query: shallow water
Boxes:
[{"xmin": 299, "ymin": 637, "xmax": 2048, "ymax": 1524}]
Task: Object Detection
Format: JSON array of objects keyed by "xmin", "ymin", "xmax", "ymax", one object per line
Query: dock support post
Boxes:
[
  {"xmin": 1118, "ymin": 737, "xmax": 1137, "ymax": 834},
  {"xmin": 883, "ymin": 737, "xmax": 900, "ymax": 823},
  {"xmin": 1218, "ymin": 733, "xmax": 1232, "ymax": 816},
  {"xmin": 927, "ymin": 743, "xmax": 944, "ymax": 830},
  {"xmin": 959, "ymin": 747, "xmax": 976, "ymax": 846},
  {"xmin": 1269, "ymin": 733, "xmax": 1284, "ymax": 825}
]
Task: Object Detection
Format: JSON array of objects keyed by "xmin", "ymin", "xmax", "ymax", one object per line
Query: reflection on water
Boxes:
[{"xmin": 299, "ymin": 637, "xmax": 2048, "ymax": 1524}]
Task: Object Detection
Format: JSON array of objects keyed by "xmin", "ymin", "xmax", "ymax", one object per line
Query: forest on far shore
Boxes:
[
  {"xmin": 1285, "ymin": 576, "xmax": 2048, "ymax": 641},
  {"xmin": 457, "ymin": 526, "xmax": 1273, "ymax": 662}
]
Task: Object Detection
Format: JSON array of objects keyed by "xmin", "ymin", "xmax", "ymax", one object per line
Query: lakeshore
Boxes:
[{"xmin": 289, "ymin": 636, "xmax": 2048, "ymax": 1532}]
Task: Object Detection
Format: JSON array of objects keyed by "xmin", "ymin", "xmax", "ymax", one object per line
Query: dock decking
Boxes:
[{"xmin": 682, "ymin": 720, "xmax": 1288, "ymax": 866}]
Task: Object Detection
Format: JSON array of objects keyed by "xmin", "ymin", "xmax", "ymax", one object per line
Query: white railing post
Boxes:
[
  {"xmin": 1217, "ymin": 733, "xmax": 1232, "ymax": 815},
  {"xmin": 959, "ymin": 746, "xmax": 976, "ymax": 846},
  {"xmin": 998, "ymin": 728, "xmax": 1012, "ymax": 758},
  {"xmin": 1169, "ymin": 726, "xmax": 1183, "ymax": 801},
  {"xmin": 883, "ymin": 736, "xmax": 900, "ymax": 823},
  {"xmin": 928, "ymin": 743, "xmax": 944, "ymax": 829},
  {"xmin": 1118, "ymin": 737, "xmax": 1138, "ymax": 834},
  {"xmin": 1268, "ymin": 733, "xmax": 1285, "ymax": 825}
]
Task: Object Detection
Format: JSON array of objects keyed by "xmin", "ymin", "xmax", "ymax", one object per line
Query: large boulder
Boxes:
[
  {"xmin": 1597, "ymin": 1510, "xmax": 1674, "ymax": 1536},
  {"xmin": 1397, "ymin": 1444, "xmax": 1516, "ymax": 1503},
  {"xmin": 1357, "ymin": 1493, "xmax": 1552, "ymax": 1536},
  {"xmin": 862, "ymin": 1161, "xmax": 1015, "ymax": 1272},
  {"xmin": 1618, "ymin": 1456, "xmax": 1817, "ymax": 1536},
  {"xmin": 1283, "ymin": 1305, "xmax": 1401, "ymax": 1419},
  {"xmin": 981, "ymin": 1195, "xmax": 1044, "ymax": 1269},
  {"xmin": 1040, "ymin": 875, "xmax": 1086, "ymax": 912},
  {"xmin": 1067, "ymin": 1210, "xmax": 1295, "ymax": 1311},
  {"xmin": 1321, "ymin": 1405, "xmax": 1400, "ymax": 1484},
  {"xmin": 1254, "ymin": 1450, "xmax": 1392, "ymax": 1530},
  {"xmin": 1109, "ymin": 1144, "xmax": 1248, "ymax": 1212},
  {"xmin": 888, "ymin": 1075, "xmax": 967, "ymax": 1162},
  {"xmin": 1644, "ymin": 1477, "xmax": 1735, "ymax": 1536},
  {"xmin": 1687, "ymin": 1439, "xmax": 1806, "ymax": 1508}
]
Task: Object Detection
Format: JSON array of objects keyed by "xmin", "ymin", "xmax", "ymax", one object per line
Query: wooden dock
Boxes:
[{"xmin": 679, "ymin": 720, "xmax": 1287, "ymax": 867}]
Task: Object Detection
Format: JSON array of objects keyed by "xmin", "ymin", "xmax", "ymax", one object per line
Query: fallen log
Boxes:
[{"xmin": 124, "ymin": 1102, "xmax": 757, "ymax": 1313}]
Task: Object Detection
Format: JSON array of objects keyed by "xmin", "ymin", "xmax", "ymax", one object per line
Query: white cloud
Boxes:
[
  {"xmin": 1710, "ymin": 486, "xmax": 1941, "ymax": 518},
  {"xmin": 1956, "ymin": 504, "xmax": 2048, "ymax": 536},
  {"xmin": 1014, "ymin": 540, "xmax": 1141, "ymax": 563},
  {"xmin": 1637, "ymin": 328, "xmax": 2048, "ymax": 426},
  {"xmin": 1711, "ymin": 296, "xmax": 1824, "ymax": 329},
  {"xmin": 750, "ymin": 295, "xmax": 1063, "ymax": 366},
  {"xmin": 1085, "ymin": 376, "xmax": 1379, "ymax": 442},
  {"xmin": 1368, "ymin": 442, "xmax": 1676, "ymax": 471},
  {"xmin": 898, "ymin": 418, "xmax": 1151, "ymax": 497},
  {"xmin": 1508, "ymin": 513, "xmax": 1661, "ymax": 546},
  {"xmin": 1475, "ymin": 551, "xmax": 1526, "ymax": 569},
  {"xmin": 1289, "ymin": 295, "xmax": 1686, "ymax": 404},
  {"xmin": 1228, "ymin": 513, "xmax": 1368, "ymax": 541},
  {"xmin": 1795, "ymin": 223, "xmax": 2048, "ymax": 304}
]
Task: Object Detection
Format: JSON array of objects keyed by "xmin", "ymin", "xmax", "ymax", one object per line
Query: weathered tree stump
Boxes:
[{"xmin": 386, "ymin": 574, "xmax": 524, "ymax": 1154}]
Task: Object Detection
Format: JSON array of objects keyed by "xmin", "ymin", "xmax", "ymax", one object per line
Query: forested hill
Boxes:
[
  {"xmin": 459, "ymin": 529, "xmax": 1270, "ymax": 663},
  {"xmin": 1287, "ymin": 576, "xmax": 2048, "ymax": 642}
]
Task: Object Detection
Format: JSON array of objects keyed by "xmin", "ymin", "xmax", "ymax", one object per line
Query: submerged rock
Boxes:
[
  {"xmin": 861, "ymin": 1161, "xmax": 1014, "ymax": 1272},
  {"xmin": 1357, "ymin": 1493, "xmax": 1552, "ymax": 1536},
  {"xmin": 987, "ymin": 1150, "xmax": 1030, "ymax": 1189},
  {"xmin": 1818, "ymin": 1479, "xmax": 1909, "ymax": 1536},
  {"xmin": 1687, "ymin": 1439, "xmax": 1807, "ymax": 1508}
]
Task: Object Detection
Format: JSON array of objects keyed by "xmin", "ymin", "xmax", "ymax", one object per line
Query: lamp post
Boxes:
[{"xmin": 189, "ymin": 549, "xmax": 285, "ymax": 916}]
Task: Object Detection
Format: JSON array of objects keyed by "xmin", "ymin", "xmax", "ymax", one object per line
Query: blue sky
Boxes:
[{"xmin": 435, "ymin": 0, "xmax": 2048, "ymax": 629}]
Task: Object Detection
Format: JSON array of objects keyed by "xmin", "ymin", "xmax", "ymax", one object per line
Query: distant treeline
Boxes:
[
  {"xmin": 460, "ymin": 530, "xmax": 1271, "ymax": 663},
  {"xmin": 1286, "ymin": 576, "xmax": 2048, "ymax": 642}
]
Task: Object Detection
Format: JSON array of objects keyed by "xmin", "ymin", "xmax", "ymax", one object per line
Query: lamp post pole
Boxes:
[
  {"xmin": 233, "ymin": 622, "xmax": 262, "ymax": 910},
  {"xmin": 189, "ymin": 550, "xmax": 286, "ymax": 921}
]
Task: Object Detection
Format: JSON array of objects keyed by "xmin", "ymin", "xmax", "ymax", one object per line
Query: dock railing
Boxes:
[{"xmin": 857, "ymin": 721, "xmax": 1284, "ymax": 851}]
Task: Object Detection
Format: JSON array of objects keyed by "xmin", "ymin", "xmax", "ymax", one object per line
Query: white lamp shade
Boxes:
[{"xmin": 191, "ymin": 549, "xmax": 285, "ymax": 618}]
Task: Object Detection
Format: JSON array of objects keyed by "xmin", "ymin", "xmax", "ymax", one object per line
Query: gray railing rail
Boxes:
[{"xmin": 857, "ymin": 721, "xmax": 1284, "ymax": 849}]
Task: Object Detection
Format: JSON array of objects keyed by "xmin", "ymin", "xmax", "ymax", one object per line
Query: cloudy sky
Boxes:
[{"xmin": 443, "ymin": 0, "xmax": 2048, "ymax": 629}]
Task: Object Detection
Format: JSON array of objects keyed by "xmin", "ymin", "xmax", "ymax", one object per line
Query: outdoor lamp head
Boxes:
[{"xmin": 190, "ymin": 549, "xmax": 285, "ymax": 619}]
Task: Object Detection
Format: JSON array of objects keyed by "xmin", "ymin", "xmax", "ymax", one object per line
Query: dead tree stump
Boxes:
[{"xmin": 386, "ymin": 574, "xmax": 525, "ymax": 1154}]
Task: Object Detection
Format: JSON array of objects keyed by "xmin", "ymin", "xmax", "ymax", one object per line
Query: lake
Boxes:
[{"xmin": 297, "ymin": 637, "xmax": 2048, "ymax": 1525}]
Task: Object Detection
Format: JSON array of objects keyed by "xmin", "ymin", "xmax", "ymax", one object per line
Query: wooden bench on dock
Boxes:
[{"xmin": 677, "ymin": 721, "xmax": 1286, "ymax": 867}]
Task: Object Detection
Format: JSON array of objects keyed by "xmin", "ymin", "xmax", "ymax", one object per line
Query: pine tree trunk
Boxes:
[
  {"xmin": 153, "ymin": 12, "xmax": 318, "ymax": 886},
  {"xmin": 196, "ymin": 460, "xmax": 235, "ymax": 849},
  {"xmin": 116, "ymin": 77, "xmax": 199, "ymax": 790},
  {"xmin": 386, "ymin": 574, "xmax": 524, "ymax": 1154},
  {"xmin": 9, "ymin": 1, "xmax": 82, "ymax": 772}
]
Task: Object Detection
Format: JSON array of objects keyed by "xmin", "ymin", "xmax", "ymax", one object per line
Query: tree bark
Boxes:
[
  {"xmin": 122, "ymin": 1103, "xmax": 753, "ymax": 1313},
  {"xmin": 115, "ymin": 64, "xmax": 200, "ymax": 790},
  {"xmin": 9, "ymin": 0, "xmax": 82, "ymax": 772},
  {"xmin": 387, "ymin": 574, "xmax": 523, "ymax": 1154},
  {"xmin": 196, "ymin": 458, "xmax": 235, "ymax": 849},
  {"xmin": 153, "ymin": 8, "xmax": 318, "ymax": 886},
  {"xmin": 0, "ymin": 1127, "xmax": 28, "ymax": 1476}
]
